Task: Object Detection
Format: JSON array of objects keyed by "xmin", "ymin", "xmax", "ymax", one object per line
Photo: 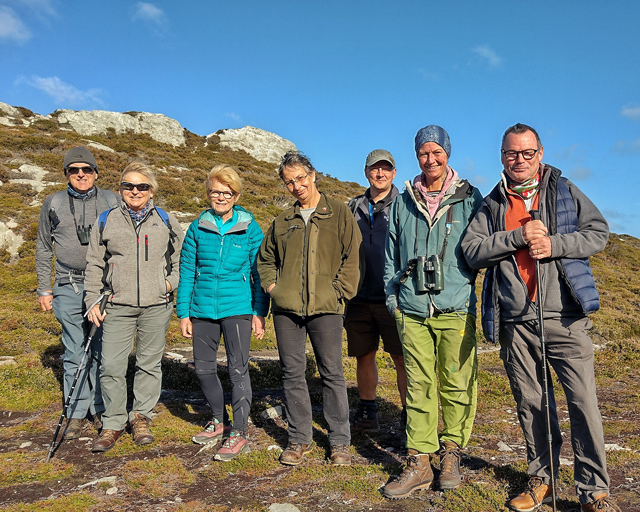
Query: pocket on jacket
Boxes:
[
  {"xmin": 313, "ymin": 277, "xmax": 340, "ymax": 312},
  {"xmin": 158, "ymin": 266, "xmax": 167, "ymax": 297}
]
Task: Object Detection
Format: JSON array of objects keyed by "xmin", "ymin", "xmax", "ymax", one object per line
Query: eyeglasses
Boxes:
[
  {"xmin": 283, "ymin": 173, "xmax": 309, "ymax": 188},
  {"xmin": 67, "ymin": 166, "xmax": 96, "ymax": 175},
  {"xmin": 120, "ymin": 182, "xmax": 152, "ymax": 192},
  {"xmin": 501, "ymin": 149, "xmax": 539, "ymax": 161},
  {"xmin": 367, "ymin": 166, "xmax": 394, "ymax": 174},
  {"xmin": 209, "ymin": 190, "xmax": 234, "ymax": 199}
]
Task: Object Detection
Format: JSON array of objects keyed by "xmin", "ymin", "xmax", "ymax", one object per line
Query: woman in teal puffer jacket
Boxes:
[{"xmin": 177, "ymin": 164, "xmax": 269, "ymax": 461}]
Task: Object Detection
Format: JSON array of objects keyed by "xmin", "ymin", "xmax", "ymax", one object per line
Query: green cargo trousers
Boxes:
[{"xmin": 396, "ymin": 310, "xmax": 477, "ymax": 454}]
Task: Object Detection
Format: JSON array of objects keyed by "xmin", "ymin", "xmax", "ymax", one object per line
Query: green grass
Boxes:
[
  {"xmin": 0, "ymin": 494, "xmax": 98, "ymax": 512},
  {"xmin": 121, "ymin": 455, "xmax": 195, "ymax": 498},
  {"xmin": 0, "ymin": 451, "xmax": 73, "ymax": 486}
]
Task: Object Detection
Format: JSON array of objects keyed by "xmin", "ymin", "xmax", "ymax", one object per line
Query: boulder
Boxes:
[
  {"xmin": 55, "ymin": 109, "xmax": 186, "ymax": 146},
  {"xmin": 213, "ymin": 126, "xmax": 296, "ymax": 165}
]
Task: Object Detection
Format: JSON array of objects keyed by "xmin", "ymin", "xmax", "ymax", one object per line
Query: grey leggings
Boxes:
[{"xmin": 192, "ymin": 316, "xmax": 252, "ymax": 433}]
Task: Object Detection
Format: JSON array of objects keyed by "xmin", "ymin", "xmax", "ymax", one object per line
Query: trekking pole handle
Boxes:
[
  {"xmin": 87, "ymin": 293, "xmax": 110, "ymax": 337},
  {"xmin": 530, "ymin": 209, "xmax": 541, "ymax": 221}
]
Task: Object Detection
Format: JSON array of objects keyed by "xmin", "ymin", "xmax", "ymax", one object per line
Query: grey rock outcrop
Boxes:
[
  {"xmin": 55, "ymin": 110, "xmax": 186, "ymax": 146},
  {"xmin": 213, "ymin": 126, "xmax": 296, "ymax": 165}
]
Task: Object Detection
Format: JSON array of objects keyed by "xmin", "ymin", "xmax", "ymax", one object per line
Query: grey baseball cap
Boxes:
[{"xmin": 365, "ymin": 149, "xmax": 395, "ymax": 168}]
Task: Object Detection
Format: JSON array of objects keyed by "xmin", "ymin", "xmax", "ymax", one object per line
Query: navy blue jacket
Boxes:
[{"xmin": 348, "ymin": 185, "xmax": 398, "ymax": 303}]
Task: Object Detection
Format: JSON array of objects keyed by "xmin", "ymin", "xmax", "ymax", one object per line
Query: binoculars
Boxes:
[
  {"xmin": 76, "ymin": 225, "xmax": 92, "ymax": 245},
  {"xmin": 416, "ymin": 254, "xmax": 445, "ymax": 292}
]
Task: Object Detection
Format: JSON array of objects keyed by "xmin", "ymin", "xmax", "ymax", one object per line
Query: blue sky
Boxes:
[{"xmin": 1, "ymin": 1, "xmax": 639, "ymax": 237}]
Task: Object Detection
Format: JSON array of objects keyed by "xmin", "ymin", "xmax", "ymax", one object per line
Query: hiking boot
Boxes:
[
  {"xmin": 63, "ymin": 418, "xmax": 85, "ymax": 440},
  {"xmin": 439, "ymin": 441, "xmax": 462, "ymax": 490},
  {"xmin": 382, "ymin": 452, "xmax": 434, "ymax": 499},
  {"xmin": 329, "ymin": 444, "xmax": 351, "ymax": 466},
  {"xmin": 92, "ymin": 413, "xmax": 103, "ymax": 432},
  {"xmin": 130, "ymin": 412, "xmax": 154, "ymax": 446},
  {"xmin": 582, "ymin": 493, "xmax": 621, "ymax": 512},
  {"xmin": 92, "ymin": 429, "xmax": 124, "ymax": 452},
  {"xmin": 280, "ymin": 442, "xmax": 312, "ymax": 466},
  {"xmin": 192, "ymin": 419, "xmax": 229, "ymax": 445},
  {"xmin": 351, "ymin": 404, "xmax": 379, "ymax": 433},
  {"xmin": 214, "ymin": 431, "xmax": 250, "ymax": 461},
  {"xmin": 508, "ymin": 477, "xmax": 553, "ymax": 512}
]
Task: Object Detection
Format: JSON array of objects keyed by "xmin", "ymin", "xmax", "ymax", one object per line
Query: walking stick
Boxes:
[
  {"xmin": 45, "ymin": 293, "xmax": 110, "ymax": 463},
  {"xmin": 529, "ymin": 209, "xmax": 557, "ymax": 512}
]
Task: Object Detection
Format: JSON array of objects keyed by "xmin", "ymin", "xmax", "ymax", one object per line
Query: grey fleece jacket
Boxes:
[
  {"xmin": 461, "ymin": 164, "xmax": 609, "ymax": 323},
  {"xmin": 84, "ymin": 202, "xmax": 184, "ymax": 308},
  {"xmin": 36, "ymin": 188, "xmax": 119, "ymax": 294}
]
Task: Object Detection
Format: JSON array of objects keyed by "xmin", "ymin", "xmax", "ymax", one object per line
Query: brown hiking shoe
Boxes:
[
  {"xmin": 382, "ymin": 452, "xmax": 434, "ymax": 499},
  {"xmin": 130, "ymin": 412, "xmax": 154, "ymax": 446},
  {"xmin": 508, "ymin": 477, "xmax": 553, "ymax": 512},
  {"xmin": 280, "ymin": 442, "xmax": 312, "ymax": 466},
  {"xmin": 582, "ymin": 493, "xmax": 621, "ymax": 512},
  {"xmin": 439, "ymin": 441, "xmax": 462, "ymax": 490},
  {"xmin": 92, "ymin": 429, "xmax": 124, "ymax": 452},
  {"xmin": 62, "ymin": 418, "xmax": 86, "ymax": 440},
  {"xmin": 330, "ymin": 444, "xmax": 351, "ymax": 466}
]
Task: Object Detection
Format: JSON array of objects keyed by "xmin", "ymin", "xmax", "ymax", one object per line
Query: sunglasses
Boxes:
[
  {"xmin": 120, "ymin": 182, "xmax": 152, "ymax": 192},
  {"xmin": 67, "ymin": 166, "xmax": 96, "ymax": 175}
]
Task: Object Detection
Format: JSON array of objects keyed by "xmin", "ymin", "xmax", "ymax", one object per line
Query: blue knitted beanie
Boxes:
[{"xmin": 414, "ymin": 125, "xmax": 451, "ymax": 157}]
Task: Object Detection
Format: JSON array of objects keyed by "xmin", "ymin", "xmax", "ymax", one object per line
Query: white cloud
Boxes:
[
  {"xmin": 472, "ymin": 44, "xmax": 502, "ymax": 68},
  {"xmin": 17, "ymin": 0, "xmax": 57, "ymax": 18},
  {"xmin": 19, "ymin": 75, "xmax": 104, "ymax": 105},
  {"xmin": 621, "ymin": 105, "xmax": 640, "ymax": 120},
  {"xmin": 0, "ymin": 5, "xmax": 31, "ymax": 42},
  {"xmin": 225, "ymin": 112, "xmax": 243, "ymax": 123},
  {"xmin": 611, "ymin": 138, "xmax": 640, "ymax": 154},
  {"xmin": 133, "ymin": 2, "xmax": 166, "ymax": 26},
  {"xmin": 568, "ymin": 166, "xmax": 592, "ymax": 181},
  {"xmin": 418, "ymin": 69, "xmax": 441, "ymax": 81}
]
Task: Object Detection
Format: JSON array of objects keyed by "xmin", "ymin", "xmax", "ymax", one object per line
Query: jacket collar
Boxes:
[{"xmin": 285, "ymin": 192, "xmax": 332, "ymax": 221}]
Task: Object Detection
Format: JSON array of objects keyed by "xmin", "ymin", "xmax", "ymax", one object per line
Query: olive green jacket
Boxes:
[{"xmin": 258, "ymin": 193, "xmax": 363, "ymax": 316}]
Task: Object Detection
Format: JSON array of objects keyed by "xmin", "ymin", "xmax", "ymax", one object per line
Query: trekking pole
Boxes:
[
  {"xmin": 529, "ymin": 209, "xmax": 557, "ymax": 512},
  {"xmin": 45, "ymin": 293, "xmax": 110, "ymax": 463}
]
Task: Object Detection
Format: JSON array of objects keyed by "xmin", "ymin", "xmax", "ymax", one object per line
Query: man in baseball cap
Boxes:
[{"xmin": 346, "ymin": 149, "xmax": 407, "ymax": 434}]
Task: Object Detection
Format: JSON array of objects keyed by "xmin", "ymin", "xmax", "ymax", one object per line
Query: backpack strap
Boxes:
[
  {"xmin": 153, "ymin": 207, "xmax": 178, "ymax": 275},
  {"xmin": 48, "ymin": 191, "xmax": 67, "ymax": 232},
  {"xmin": 98, "ymin": 188, "xmax": 118, "ymax": 209},
  {"xmin": 98, "ymin": 207, "xmax": 117, "ymax": 246}
]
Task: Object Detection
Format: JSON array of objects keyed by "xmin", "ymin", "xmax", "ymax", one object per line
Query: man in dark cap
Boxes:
[
  {"xmin": 346, "ymin": 149, "xmax": 407, "ymax": 433},
  {"xmin": 36, "ymin": 147, "xmax": 119, "ymax": 440},
  {"xmin": 462, "ymin": 123, "xmax": 618, "ymax": 512}
]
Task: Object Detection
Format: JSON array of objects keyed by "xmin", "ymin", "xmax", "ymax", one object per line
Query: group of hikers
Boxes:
[{"xmin": 36, "ymin": 122, "xmax": 619, "ymax": 511}]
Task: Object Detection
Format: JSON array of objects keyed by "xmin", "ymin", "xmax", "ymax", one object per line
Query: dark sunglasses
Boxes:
[
  {"xmin": 120, "ymin": 182, "xmax": 152, "ymax": 192},
  {"xmin": 66, "ymin": 166, "xmax": 96, "ymax": 175}
]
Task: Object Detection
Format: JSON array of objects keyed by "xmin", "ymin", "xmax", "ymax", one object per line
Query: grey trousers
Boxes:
[
  {"xmin": 100, "ymin": 303, "xmax": 172, "ymax": 430},
  {"xmin": 52, "ymin": 282, "xmax": 103, "ymax": 419},
  {"xmin": 499, "ymin": 317, "xmax": 610, "ymax": 505},
  {"xmin": 273, "ymin": 313, "xmax": 350, "ymax": 447}
]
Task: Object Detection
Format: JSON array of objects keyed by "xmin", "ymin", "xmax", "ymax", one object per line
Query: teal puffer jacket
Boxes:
[
  {"xmin": 384, "ymin": 177, "xmax": 483, "ymax": 318},
  {"xmin": 176, "ymin": 206, "xmax": 269, "ymax": 320}
]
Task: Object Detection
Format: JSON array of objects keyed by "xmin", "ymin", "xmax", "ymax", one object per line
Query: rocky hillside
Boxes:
[{"xmin": 0, "ymin": 102, "xmax": 364, "ymax": 261}]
